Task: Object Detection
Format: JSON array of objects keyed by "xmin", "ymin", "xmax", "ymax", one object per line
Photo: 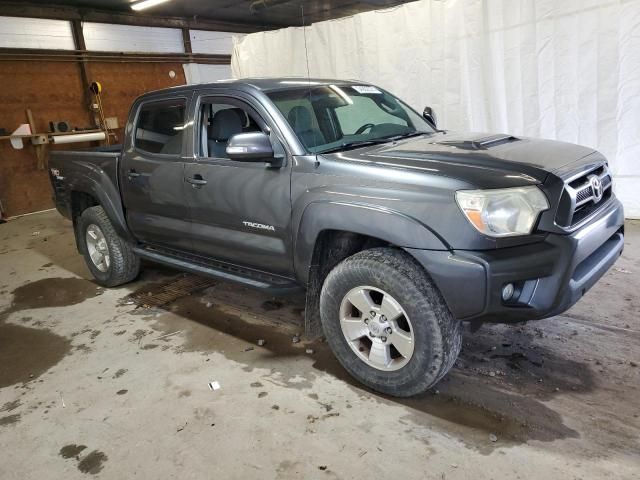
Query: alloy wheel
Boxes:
[
  {"xmin": 85, "ymin": 224, "xmax": 110, "ymax": 273},
  {"xmin": 339, "ymin": 286, "xmax": 415, "ymax": 371}
]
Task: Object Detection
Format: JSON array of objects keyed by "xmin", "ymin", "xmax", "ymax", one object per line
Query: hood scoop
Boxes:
[{"xmin": 435, "ymin": 134, "xmax": 520, "ymax": 150}]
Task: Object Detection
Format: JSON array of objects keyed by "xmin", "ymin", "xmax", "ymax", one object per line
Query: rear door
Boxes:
[
  {"xmin": 120, "ymin": 94, "xmax": 192, "ymax": 251},
  {"xmin": 183, "ymin": 92, "xmax": 294, "ymax": 276}
]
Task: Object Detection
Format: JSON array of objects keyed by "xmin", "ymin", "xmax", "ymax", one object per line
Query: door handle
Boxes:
[
  {"xmin": 186, "ymin": 175, "xmax": 207, "ymax": 188},
  {"xmin": 127, "ymin": 169, "xmax": 140, "ymax": 180}
]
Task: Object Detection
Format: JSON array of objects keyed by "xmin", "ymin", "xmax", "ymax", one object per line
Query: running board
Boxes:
[{"xmin": 133, "ymin": 246, "xmax": 302, "ymax": 295}]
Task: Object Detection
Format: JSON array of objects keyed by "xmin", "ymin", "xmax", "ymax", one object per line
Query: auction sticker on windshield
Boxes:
[{"xmin": 352, "ymin": 85, "xmax": 382, "ymax": 94}]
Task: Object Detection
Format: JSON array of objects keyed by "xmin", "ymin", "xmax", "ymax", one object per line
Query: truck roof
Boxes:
[{"xmin": 137, "ymin": 77, "xmax": 372, "ymax": 99}]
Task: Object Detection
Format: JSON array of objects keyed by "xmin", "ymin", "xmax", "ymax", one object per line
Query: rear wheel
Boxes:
[
  {"xmin": 320, "ymin": 248, "xmax": 462, "ymax": 397},
  {"xmin": 77, "ymin": 206, "xmax": 140, "ymax": 287}
]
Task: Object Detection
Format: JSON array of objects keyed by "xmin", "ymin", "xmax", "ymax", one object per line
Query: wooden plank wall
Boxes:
[{"xmin": 0, "ymin": 60, "xmax": 186, "ymax": 216}]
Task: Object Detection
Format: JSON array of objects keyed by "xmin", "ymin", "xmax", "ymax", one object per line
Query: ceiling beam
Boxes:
[
  {"xmin": 0, "ymin": 48, "xmax": 231, "ymax": 65},
  {"xmin": 0, "ymin": 2, "xmax": 283, "ymax": 32}
]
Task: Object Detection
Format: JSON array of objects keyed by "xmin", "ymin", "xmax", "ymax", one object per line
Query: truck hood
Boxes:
[{"xmin": 329, "ymin": 131, "xmax": 598, "ymax": 188}]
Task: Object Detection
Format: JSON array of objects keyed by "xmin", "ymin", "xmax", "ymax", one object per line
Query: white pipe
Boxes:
[{"xmin": 52, "ymin": 132, "xmax": 106, "ymax": 144}]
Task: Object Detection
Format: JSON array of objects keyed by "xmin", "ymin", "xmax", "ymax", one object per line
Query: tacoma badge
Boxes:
[{"xmin": 242, "ymin": 221, "xmax": 275, "ymax": 232}]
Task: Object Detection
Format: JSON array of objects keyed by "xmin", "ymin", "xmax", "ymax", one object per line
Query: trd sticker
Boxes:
[{"xmin": 50, "ymin": 168, "xmax": 64, "ymax": 180}]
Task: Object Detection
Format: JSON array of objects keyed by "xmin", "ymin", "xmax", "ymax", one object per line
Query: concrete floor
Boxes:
[{"xmin": 0, "ymin": 211, "xmax": 638, "ymax": 479}]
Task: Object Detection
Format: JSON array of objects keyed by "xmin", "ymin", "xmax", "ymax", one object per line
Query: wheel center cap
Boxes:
[{"xmin": 368, "ymin": 318, "xmax": 389, "ymax": 337}]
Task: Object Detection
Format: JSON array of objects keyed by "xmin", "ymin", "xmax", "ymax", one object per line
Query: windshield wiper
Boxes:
[
  {"xmin": 317, "ymin": 139, "xmax": 390, "ymax": 154},
  {"xmin": 318, "ymin": 131, "xmax": 430, "ymax": 154},
  {"xmin": 378, "ymin": 131, "xmax": 430, "ymax": 142}
]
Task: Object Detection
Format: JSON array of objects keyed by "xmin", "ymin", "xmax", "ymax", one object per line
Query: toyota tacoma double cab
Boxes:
[{"xmin": 49, "ymin": 78, "xmax": 625, "ymax": 397}]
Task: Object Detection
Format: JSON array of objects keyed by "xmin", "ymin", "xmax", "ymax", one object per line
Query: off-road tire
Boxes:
[
  {"xmin": 77, "ymin": 206, "xmax": 140, "ymax": 287},
  {"xmin": 320, "ymin": 247, "xmax": 462, "ymax": 397}
]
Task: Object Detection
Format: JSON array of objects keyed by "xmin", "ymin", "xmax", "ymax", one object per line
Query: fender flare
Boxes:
[
  {"xmin": 67, "ymin": 166, "xmax": 132, "ymax": 242},
  {"xmin": 293, "ymin": 201, "xmax": 449, "ymax": 283}
]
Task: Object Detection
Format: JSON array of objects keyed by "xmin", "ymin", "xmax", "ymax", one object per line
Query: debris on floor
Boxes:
[
  {"xmin": 208, "ymin": 381, "xmax": 221, "ymax": 391},
  {"xmin": 155, "ymin": 330, "xmax": 181, "ymax": 341}
]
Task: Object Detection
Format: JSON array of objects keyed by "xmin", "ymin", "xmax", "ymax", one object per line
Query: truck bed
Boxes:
[{"xmin": 49, "ymin": 145, "xmax": 123, "ymax": 222}]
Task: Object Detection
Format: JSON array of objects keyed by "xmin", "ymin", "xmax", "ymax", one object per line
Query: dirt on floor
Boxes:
[{"xmin": 0, "ymin": 211, "xmax": 638, "ymax": 479}]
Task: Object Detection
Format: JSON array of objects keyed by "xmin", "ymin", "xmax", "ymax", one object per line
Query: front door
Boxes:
[
  {"xmin": 183, "ymin": 94, "xmax": 293, "ymax": 276},
  {"xmin": 120, "ymin": 95, "xmax": 192, "ymax": 251}
]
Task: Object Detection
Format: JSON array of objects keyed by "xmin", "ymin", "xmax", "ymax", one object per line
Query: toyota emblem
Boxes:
[{"xmin": 589, "ymin": 175, "xmax": 603, "ymax": 202}]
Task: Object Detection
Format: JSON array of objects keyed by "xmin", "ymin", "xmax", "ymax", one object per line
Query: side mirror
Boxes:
[
  {"xmin": 423, "ymin": 106, "xmax": 437, "ymax": 129},
  {"xmin": 226, "ymin": 132, "xmax": 275, "ymax": 162}
]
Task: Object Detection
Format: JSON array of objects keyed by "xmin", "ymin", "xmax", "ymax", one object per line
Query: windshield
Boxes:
[{"xmin": 267, "ymin": 84, "xmax": 434, "ymax": 153}]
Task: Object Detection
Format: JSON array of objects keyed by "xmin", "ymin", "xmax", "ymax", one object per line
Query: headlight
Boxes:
[{"xmin": 456, "ymin": 186, "xmax": 549, "ymax": 237}]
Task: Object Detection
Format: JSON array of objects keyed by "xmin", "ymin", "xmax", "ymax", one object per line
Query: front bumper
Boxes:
[{"xmin": 407, "ymin": 197, "xmax": 625, "ymax": 323}]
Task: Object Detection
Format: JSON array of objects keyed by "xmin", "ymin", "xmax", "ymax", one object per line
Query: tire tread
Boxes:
[
  {"xmin": 78, "ymin": 206, "xmax": 140, "ymax": 287},
  {"xmin": 320, "ymin": 247, "xmax": 462, "ymax": 396}
]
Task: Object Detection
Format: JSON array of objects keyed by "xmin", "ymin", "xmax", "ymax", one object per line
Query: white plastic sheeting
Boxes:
[{"xmin": 232, "ymin": 0, "xmax": 640, "ymax": 218}]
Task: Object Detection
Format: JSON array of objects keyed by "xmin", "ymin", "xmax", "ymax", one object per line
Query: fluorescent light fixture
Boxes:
[{"xmin": 131, "ymin": 0, "xmax": 171, "ymax": 11}]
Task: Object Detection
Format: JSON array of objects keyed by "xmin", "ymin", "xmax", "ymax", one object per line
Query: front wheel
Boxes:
[
  {"xmin": 77, "ymin": 206, "xmax": 140, "ymax": 287},
  {"xmin": 319, "ymin": 248, "xmax": 462, "ymax": 397}
]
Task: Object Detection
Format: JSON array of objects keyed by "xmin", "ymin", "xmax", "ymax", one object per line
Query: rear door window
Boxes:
[{"xmin": 135, "ymin": 98, "xmax": 187, "ymax": 155}]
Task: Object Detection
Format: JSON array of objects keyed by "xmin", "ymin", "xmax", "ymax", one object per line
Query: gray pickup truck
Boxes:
[{"xmin": 49, "ymin": 78, "xmax": 624, "ymax": 396}]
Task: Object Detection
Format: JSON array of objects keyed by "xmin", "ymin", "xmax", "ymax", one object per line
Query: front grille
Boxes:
[
  {"xmin": 571, "ymin": 188, "xmax": 612, "ymax": 225},
  {"xmin": 555, "ymin": 164, "xmax": 612, "ymax": 228},
  {"xmin": 575, "ymin": 187, "xmax": 592, "ymax": 203}
]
